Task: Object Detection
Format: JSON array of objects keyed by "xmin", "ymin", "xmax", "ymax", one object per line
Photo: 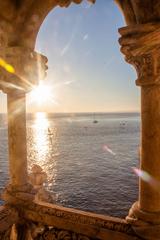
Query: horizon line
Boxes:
[{"xmin": 0, "ymin": 111, "xmax": 140, "ymax": 114}]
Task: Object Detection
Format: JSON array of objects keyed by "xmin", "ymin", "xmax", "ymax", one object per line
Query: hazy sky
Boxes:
[{"xmin": 0, "ymin": 0, "xmax": 140, "ymax": 113}]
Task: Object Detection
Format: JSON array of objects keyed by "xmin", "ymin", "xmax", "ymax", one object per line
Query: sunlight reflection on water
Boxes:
[
  {"xmin": 34, "ymin": 112, "xmax": 49, "ymax": 163},
  {"xmin": 25, "ymin": 112, "xmax": 140, "ymax": 217},
  {"xmin": 29, "ymin": 112, "xmax": 58, "ymax": 188}
]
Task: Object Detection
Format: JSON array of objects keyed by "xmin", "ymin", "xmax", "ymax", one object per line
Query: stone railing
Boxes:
[
  {"xmin": 0, "ymin": 167, "xmax": 140, "ymax": 240},
  {"xmin": 0, "ymin": 199, "xmax": 140, "ymax": 240},
  {"xmin": 0, "ymin": 164, "xmax": 140, "ymax": 239}
]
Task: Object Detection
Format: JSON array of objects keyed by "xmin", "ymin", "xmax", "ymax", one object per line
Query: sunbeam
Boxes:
[{"xmin": 29, "ymin": 81, "xmax": 53, "ymax": 105}]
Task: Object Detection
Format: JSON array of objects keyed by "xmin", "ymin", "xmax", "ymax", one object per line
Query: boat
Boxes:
[
  {"xmin": 93, "ymin": 113, "xmax": 98, "ymax": 123},
  {"xmin": 93, "ymin": 120, "xmax": 98, "ymax": 123}
]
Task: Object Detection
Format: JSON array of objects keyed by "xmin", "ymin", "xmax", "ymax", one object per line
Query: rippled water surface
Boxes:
[{"xmin": 0, "ymin": 112, "xmax": 140, "ymax": 217}]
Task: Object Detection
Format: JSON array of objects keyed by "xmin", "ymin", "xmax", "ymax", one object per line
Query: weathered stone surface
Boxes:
[
  {"xmin": 31, "ymin": 164, "xmax": 43, "ymax": 174},
  {"xmin": 119, "ymin": 22, "xmax": 160, "ymax": 214},
  {"xmin": 18, "ymin": 201, "xmax": 138, "ymax": 239},
  {"xmin": 115, "ymin": 0, "xmax": 160, "ymax": 25},
  {"xmin": 117, "ymin": 1, "xmax": 160, "ymax": 239},
  {"xmin": 0, "ymin": 0, "xmax": 94, "ymax": 49},
  {"xmin": 126, "ymin": 202, "xmax": 160, "ymax": 240},
  {"xmin": 2, "ymin": 183, "xmax": 36, "ymax": 205},
  {"xmin": 0, "ymin": 47, "xmax": 48, "ymax": 93},
  {"xmin": 29, "ymin": 164, "xmax": 47, "ymax": 186},
  {"xmin": 34, "ymin": 227, "xmax": 96, "ymax": 240},
  {"xmin": 119, "ymin": 23, "xmax": 160, "ymax": 87},
  {"xmin": 7, "ymin": 92, "xmax": 29, "ymax": 187},
  {"xmin": 2, "ymin": 0, "xmax": 160, "ymax": 239},
  {"xmin": 0, "ymin": 200, "xmax": 139, "ymax": 239},
  {"xmin": 0, "ymin": 206, "xmax": 19, "ymax": 239},
  {"xmin": 0, "ymin": 229, "xmax": 11, "ymax": 240},
  {"xmin": 29, "ymin": 164, "xmax": 54, "ymax": 203}
]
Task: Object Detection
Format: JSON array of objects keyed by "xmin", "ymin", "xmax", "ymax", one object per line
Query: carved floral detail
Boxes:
[
  {"xmin": 125, "ymin": 53, "xmax": 158, "ymax": 86},
  {"xmin": 34, "ymin": 227, "xmax": 95, "ymax": 240},
  {"xmin": 119, "ymin": 23, "xmax": 160, "ymax": 86}
]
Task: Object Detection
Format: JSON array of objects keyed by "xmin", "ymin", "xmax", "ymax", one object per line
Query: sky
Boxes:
[{"xmin": 0, "ymin": 0, "xmax": 140, "ymax": 113}]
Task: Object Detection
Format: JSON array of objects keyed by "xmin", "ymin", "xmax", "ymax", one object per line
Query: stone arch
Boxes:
[
  {"xmin": 1, "ymin": 0, "xmax": 94, "ymax": 49},
  {"xmin": 2, "ymin": 1, "xmax": 160, "ymax": 239},
  {"xmin": 0, "ymin": 1, "xmax": 95, "ymax": 93}
]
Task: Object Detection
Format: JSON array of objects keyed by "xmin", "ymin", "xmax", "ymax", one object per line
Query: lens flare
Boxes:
[
  {"xmin": 103, "ymin": 145, "xmax": 116, "ymax": 156},
  {"xmin": 133, "ymin": 168, "xmax": 152, "ymax": 182},
  {"xmin": 132, "ymin": 167, "xmax": 160, "ymax": 189},
  {"xmin": 0, "ymin": 58, "xmax": 15, "ymax": 73}
]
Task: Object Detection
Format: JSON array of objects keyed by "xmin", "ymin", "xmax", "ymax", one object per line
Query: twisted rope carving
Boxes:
[{"xmin": 126, "ymin": 202, "xmax": 160, "ymax": 240}]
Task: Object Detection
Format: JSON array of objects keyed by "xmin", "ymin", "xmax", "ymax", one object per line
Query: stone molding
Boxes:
[
  {"xmin": 24, "ymin": 202, "xmax": 128, "ymax": 232},
  {"xmin": 0, "ymin": 202, "xmax": 139, "ymax": 240},
  {"xmin": 18, "ymin": 201, "xmax": 138, "ymax": 239},
  {"xmin": 126, "ymin": 201, "xmax": 160, "ymax": 240},
  {"xmin": 1, "ymin": 188, "xmax": 138, "ymax": 239},
  {"xmin": 119, "ymin": 22, "xmax": 160, "ymax": 87}
]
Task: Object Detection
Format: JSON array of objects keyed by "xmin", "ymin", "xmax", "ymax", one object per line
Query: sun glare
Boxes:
[{"xmin": 30, "ymin": 81, "xmax": 52, "ymax": 105}]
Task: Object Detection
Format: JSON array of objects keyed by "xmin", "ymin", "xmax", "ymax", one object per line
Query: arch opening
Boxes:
[{"xmin": 25, "ymin": 1, "xmax": 140, "ymax": 217}]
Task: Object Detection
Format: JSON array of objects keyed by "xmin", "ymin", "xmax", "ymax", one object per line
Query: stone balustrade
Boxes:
[{"xmin": 0, "ymin": 199, "xmax": 139, "ymax": 240}]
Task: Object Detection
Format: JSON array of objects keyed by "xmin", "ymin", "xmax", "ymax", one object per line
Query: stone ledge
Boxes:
[{"xmin": 14, "ymin": 200, "xmax": 140, "ymax": 240}]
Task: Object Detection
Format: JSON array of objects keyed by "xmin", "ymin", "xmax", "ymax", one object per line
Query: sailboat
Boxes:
[{"xmin": 93, "ymin": 113, "xmax": 98, "ymax": 123}]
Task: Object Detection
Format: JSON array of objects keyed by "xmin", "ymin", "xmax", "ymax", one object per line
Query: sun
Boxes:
[{"xmin": 30, "ymin": 81, "xmax": 52, "ymax": 105}]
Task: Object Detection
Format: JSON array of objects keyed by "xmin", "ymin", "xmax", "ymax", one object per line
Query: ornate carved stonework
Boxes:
[
  {"xmin": 119, "ymin": 23, "xmax": 160, "ymax": 87},
  {"xmin": 12, "ymin": 201, "xmax": 137, "ymax": 240},
  {"xmin": 0, "ymin": 46, "xmax": 48, "ymax": 93},
  {"xmin": 0, "ymin": 206, "xmax": 19, "ymax": 240},
  {"xmin": 0, "ymin": 1, "xmax": 95, "ymax": 49},
  {"xmin": 29, "ymin": 164, "xmax": 54, "ymax": 203},
  {"xmin": 24, "ymin": 202, "xmax": 133, "ymax": 234},
  {"xmin": 34, "ymin": 227, "xmax": 94, "ymax": 240},
  {"xmin": 126, "ymin": 202, "xmax": 160, "ymax": 240},
  {"xmin": 0, "ymin": 229, "xmax": 11, "ymax": 240}
]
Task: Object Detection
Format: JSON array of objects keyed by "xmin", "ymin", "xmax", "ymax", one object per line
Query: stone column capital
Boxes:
[
  {"xmin": 0, "ymin": 47, "xmax": 48, "ymax": 94},
  {"xmin": 119, "ymin": 23, "xmax": 160, "ymax": 87}
]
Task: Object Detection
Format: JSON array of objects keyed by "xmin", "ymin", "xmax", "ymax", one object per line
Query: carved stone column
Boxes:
[
  {"xmin": 119, "ymin": 23, "xmax": 160, "ymax": 239},
  {"xmin": 0, "ymin": 46, "xmax": 47, "ymax": 197},
  {"xmin": 7, "ymin": 91, "xmax": 28, "ymax": 186}
]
